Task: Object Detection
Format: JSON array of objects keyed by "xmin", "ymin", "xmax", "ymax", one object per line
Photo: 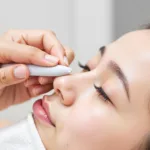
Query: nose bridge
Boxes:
[
  {"xmin": 74, "ymin": 72, "xmax": 95, "ymax": 90},
  {"xmin": 53, "ymin": 71, "xmax": 95, "ymax": 106},
  {"xmin": 54, "ymin": 71, "xmax": 94, "ymax": 91}
]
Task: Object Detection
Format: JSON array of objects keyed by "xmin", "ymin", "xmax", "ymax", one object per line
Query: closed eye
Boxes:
[{"xmin": 94, "ymin": 84, "xmax": 113, "ymax": 105}]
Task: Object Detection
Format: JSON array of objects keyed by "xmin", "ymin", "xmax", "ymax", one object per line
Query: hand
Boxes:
[{"xmin": 0, "ymin": 30, "xmax": 74, "ymax": 110}]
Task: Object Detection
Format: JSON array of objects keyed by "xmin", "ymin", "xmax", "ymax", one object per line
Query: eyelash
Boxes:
[
  {"xmin": 94, "ymin": 84, "xmax": 111, "ymax": 103},
  {"xmin": 78, "ymin": 62, "xmax": 90, "ymax": 71},
  {"xmin": 78, "ymin": 62, "xmax": 111, "ymax": 103}
]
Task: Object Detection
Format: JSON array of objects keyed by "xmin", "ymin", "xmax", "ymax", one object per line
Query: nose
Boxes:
[
  {"xmin": 53, "ymin": 72, "xmax": 94, "ymax": 106},
  {"xmin": 53, "ymin": 75, "xmax": 75, "ymax": 106}
]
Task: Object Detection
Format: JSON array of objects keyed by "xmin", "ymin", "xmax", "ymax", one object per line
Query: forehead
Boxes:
[
  {"xmin": 94, "ymin": 30, "xmax": 150, "ymax": 106},
  {"xmin": 112, "ymin": 29, "xmax": 150, "ymax": 54},
  {"xmin": 110, "ymin": 30, "xmax": 150, "ymax": 54},
  {"xmin": 107, "ymin": 30, "xmax": 150, "ymax": 76},
  {"xmin": 89, "ymin": 30, "xmax": 150, "ymax": 67}
]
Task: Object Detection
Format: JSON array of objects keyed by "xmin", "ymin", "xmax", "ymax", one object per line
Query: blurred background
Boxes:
[{"xmin": 0, "ymin": 0, "xmax": 150, "ymax": 121}]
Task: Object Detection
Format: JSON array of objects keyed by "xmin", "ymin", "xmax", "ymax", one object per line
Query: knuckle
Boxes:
[
  {"xmin": 28, "ymin": 88, "xmax": 35, "ymax": 97},
  {"xmin": 32, "ymin": 87, "xmax": 39, "ymax": 96},
  {"xmin": 28, "ymin": 47, "xmax": 40, "ymax": 57}
]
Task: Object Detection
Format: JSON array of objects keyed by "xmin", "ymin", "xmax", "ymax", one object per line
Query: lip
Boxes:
[
  {"xmin": 42, "ymin": 96, "xmax": 55, "ymax": 126},
  {"xmin": 33, "ymin": 97, "xmax": 55, "ymax": 127}
]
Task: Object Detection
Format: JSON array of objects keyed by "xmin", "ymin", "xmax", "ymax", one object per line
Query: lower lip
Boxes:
[{"xmin": 33, "ymin": 99, "xmax": 53, "ymax": 126}]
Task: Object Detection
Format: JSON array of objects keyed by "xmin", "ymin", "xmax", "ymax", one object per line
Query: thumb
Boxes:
[{"xmin": 0, "ymin": 64, "xmax": 29, "ymax": 88}]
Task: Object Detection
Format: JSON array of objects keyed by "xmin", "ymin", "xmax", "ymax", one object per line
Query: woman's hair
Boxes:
[
  {"xmin": 143, "ymin": 138, "xmax": 150, "ymax": 150},
  {"xmin": 140, "ymin": 24, "xmax": 150, "ymax": 30},
  {"xmin": 129, "ymin": 134, "xmax": 150, "ymax": 150},
  {"xmin": 138, "ymin": 135, "xmax": 150, "ymax": 150}
]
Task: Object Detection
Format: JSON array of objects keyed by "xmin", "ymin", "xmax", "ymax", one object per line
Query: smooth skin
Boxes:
[
  {"xmin": 0, "ymin": 30, "xmax": 74, "ymax": 110},
  {"xmin": 33, "ymin": 30, "xmax": 150, "ymax": 150}
]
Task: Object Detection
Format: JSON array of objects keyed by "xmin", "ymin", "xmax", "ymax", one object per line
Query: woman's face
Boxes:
[{"xmin": 33, "ymin": 30, "xmax": 150, "ymax": 150}]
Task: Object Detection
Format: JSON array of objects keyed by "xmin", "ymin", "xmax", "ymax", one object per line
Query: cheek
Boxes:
[
  {"xmin": 57, "ymin": 103, "xmax": 122, "ymax": 149},
  {"xmin": 57, "ymin": 102, "xmax": 138, "ymax": 150},
  {"xmin": 69, "ymin": 106, "xmax": 110, "ymax": 134}
]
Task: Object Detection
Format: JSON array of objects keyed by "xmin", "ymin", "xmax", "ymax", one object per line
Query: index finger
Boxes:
[{"xmin": 5, "ymin": 29, "xmax": 67, "ymax": 65}]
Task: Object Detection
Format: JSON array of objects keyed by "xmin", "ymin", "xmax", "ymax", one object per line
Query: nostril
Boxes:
[
  {"xmin": 56, "ymin": 89, "xmax": 64, "ymax": 101},
  {"xmin": 56, "ymin": 89, "xmax": 60, "ymax": 95}
]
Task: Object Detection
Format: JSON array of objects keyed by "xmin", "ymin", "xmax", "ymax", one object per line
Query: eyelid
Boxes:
[
  {"xmin": 94, "ymin": 84, "xmax": 110, "ymax": 100},
  {"xmin": 94, "ymin": 84, "xmax": 113, "ymax": 105}
]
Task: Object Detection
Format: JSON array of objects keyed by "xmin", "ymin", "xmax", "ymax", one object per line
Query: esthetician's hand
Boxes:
[{"xmin": 0, "ymin": 30, "xmax": 74, "ymax": 110}]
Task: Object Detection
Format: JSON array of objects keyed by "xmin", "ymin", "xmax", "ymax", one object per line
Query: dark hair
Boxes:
[
  {"xmin": 130, "ymin": 134, "xmax": 150, "ymax": 150},
  {"xmin": 140, "ymin": 24, "xmax": 150, "ymax": 30},
  {"xmin": 144, "ymin": 138, "xmax": 150, "ymax": 150},
  {"xmin": 139, "ymin": 135, "xmax": 150, "ymax": 150}
]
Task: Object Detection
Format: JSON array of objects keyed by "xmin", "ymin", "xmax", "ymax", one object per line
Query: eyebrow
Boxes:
[{"xmin": 99, "ymin": 46, "xmax": 130, "ymax": 101}]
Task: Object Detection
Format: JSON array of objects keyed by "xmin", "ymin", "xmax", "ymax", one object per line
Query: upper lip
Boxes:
[{"xmin": 42, "ymin": 96, "xmax": 55, "ymax": 127}]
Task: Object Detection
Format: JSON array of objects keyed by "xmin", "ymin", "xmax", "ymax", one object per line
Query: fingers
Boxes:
[
  {"xmin": 24, "ymin": 77, "xmax": 39, "ymax": 87},
  {"xmin": 0, "ymin": 29, "xmax": 75, "ymax": 91},
  {"xmin": 0, "ymin": 40, "xmax": 59, "ymax": 66},
  {"xmin": 36, "ymin": 47, "xmax": 75, "ymax": 85},
  {"xmin": 38, "ymin": 76, "xmax": 54, "ymax": 85},
  {"xmin": 24, "ymin": 76, "xmax": 53, "ymax": 87},
  {"xmin": 27, "ymin": 84, "xmax": 53, "ymax": 97},
  {"xmin": 0, "ymin": 64, "xmax": 29, "ymax": 89},
  {"xmin": 24, "ymin": 77, "xmax": 53, "ymax": 98},
  {"xmin": 4, "ymin": 30, "xmax": 67, "ymax": 65},
  {"xmin": 24, "ymin": 46, "xmax": 75, "ymax": 97},
  {"xmin": 64, "ymin": 46, "xmax": 75, "ymax": 64}
]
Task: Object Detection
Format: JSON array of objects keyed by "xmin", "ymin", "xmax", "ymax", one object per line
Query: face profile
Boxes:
[{"xmin": 33, "ymin": 30, "xmax": 150, "ymax": 150}]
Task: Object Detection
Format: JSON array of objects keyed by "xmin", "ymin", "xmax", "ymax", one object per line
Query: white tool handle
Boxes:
[{"xmin": 1, "ymin": 64, "xmax": 72, "ymax": 76}]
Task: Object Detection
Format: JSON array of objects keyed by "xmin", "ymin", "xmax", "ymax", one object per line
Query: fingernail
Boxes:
[
  {"xmin": 64, "ymin": 56, "xmax": 69, "ymax": 66},
  {"xmin": 45, "ymin": 55, "xmax": 59, "ymax": 64},
  {"xmin": 14, "ymin": 65, "xmax": 27, "ymax": 79}
]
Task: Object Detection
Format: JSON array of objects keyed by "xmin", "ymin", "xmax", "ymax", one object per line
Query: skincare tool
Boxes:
[{"xmin": 1, "ymin": 64, "xmax": 72, "ymax": 77}]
